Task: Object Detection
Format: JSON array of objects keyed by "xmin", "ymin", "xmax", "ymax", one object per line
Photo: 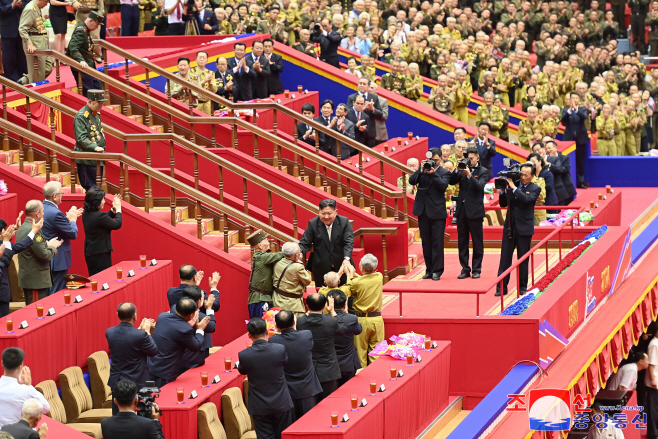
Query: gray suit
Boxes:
[{"xmin": 374, "ymin": 95, "xmax": 389, "ymax": 142}]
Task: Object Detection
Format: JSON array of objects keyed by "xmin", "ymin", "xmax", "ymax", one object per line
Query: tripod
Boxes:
[{"xmin": 185, "ymin": 16, "xmax": 200, "ymax": 35}]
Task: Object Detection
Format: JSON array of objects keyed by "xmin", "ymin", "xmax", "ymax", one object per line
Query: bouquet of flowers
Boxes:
[
  {"xmin": 368, "ymin": 332, "xmax": 425, "ymax": 360},
  {"xmin": 0, "ymin": 180, "xmax": 7, "ymax": 196},
  {"xmin": 261, "ymin": 307, "xmax": 282, "ymax": 335},
  {"xmin": 389, "ymin": 332, "xmax": 426, "ymax": 348}
]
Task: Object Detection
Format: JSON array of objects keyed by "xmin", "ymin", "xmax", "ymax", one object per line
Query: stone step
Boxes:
[
  {"xmin": 8, "ymin": 161, "xmax": 46, "ymax": 177},
  {"xmin": 34, "ymin": 172, "xmax": 71, "ymax": 186},
  {"xmin": 139, "ymin": 206, "xmax": 189, "ymax": 223},
  {"xmin": 0, "ymin": 150, "xmax": 19, "ymax": 165},
  {"xmin": 127, "ymin": 115, "xmax": 143, "ymax": 124},
  {"xmin": 176, "ymin": 218, "xmax": 214, "ymax": 236},
  {"xmin": 202, "ymin": 230, "xmax": 241, "ymax": 248}
]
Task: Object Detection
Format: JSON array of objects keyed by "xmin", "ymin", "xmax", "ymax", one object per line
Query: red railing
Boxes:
[{"xmin": 395, "ymin": 205, "xmax": 586, "ymax": 317}]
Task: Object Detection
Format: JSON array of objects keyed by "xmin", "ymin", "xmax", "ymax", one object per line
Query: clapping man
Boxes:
[
  {"xmin": 560, "ymin": 92, "xmax": 589, "ymax": 188},
  {"xmin": 0, "ymin": 348, "xmax": 50, "ymax": 427},
  {"xmin": 248, "ymin": 40, "xmax": 271, "ymax": 99},
  {"xmin": 327, "ymin": 289, "xmax": 362, "ymax": 386},
  {"xmin": 42, "ymin": 181, "xmax": 82, "ymax": 295},
  {"xmin": 174, "ymin": 286, "xmax": 216, "ymax": 372},
  {"xmin": 347, "ymin": 77, "xmax": 383, "ymax": 147},
  {"xmin": 0, "ymin": 399, "xmax": 48, "ymax": 439},
  {"xmin": 227, "ymin": 42, "xmax": 255, "ymax": 102},
  {"xmin": 263, "ymin": 38, "xmax": 285, "ymax": 96},
  {"xmin": 167, "ymin": 264, "xmax": 220, "ymax": 313},
  {"xmin": 345, "ymin": 95, "xmax": 370, "ymax": 151},
  {"xmin": 298, "ymin": 103, "xmax": 317, "ymax": 147}
]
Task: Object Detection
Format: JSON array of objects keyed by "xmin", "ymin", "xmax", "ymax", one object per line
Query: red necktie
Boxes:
[{"xmin": 177, "ymin": 4, "xmax": 181, "ymax": 20}]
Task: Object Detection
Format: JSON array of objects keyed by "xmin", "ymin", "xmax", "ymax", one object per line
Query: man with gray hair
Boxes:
[
  {"xmin": 0, "ymin": 398, "xmax": 48, "ymax": 438},
  {"xmin": 42, "ymin": 181, "xmax": 83, "ymax": 294},
  {"xmin": 273, "ymin": 242, "xmax": 312, "ymax": 316},
  {"xmin": 16, "ymin": 201, "xmax": 62, "ymax": 305}
]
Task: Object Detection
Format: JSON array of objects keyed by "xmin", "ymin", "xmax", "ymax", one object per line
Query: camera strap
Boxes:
[{"xmin": 416, "ymin": 174, "xmax": 435, "ymax": 192}]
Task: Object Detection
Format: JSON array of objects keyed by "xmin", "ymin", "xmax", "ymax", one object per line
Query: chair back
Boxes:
[
  {"xmin": 88, "ymin": 351, "xmax": 112, "ymax": 409},
  {"xmin": 221, "ymin": 387, "xmax": 253, "ymax": 439},
  {"xmin": 60, "ymin": 366, "xmax": 94, "ymax": 422},
  {"xmin": 198, "ymin": 402, "xmax": 228, "ymax": 439},
  {"xmin": 35, "ymin": 380, "xmax": 68, "ymax": 424}
]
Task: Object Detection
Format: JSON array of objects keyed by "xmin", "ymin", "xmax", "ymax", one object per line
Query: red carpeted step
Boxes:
[
  {"xmin": 408, "ymin": 227, "xmax": 420, "ymax": 245},
  {"xmin": 408, "ymin": 241, "xmax": 424, "ymax": 268},
  {"xmin": 142, "ymin": 206, "xmax": 189, "ymax": 224},
  {"xmin": 34, "ymin": 172, "xmax": 72, "ymax": 186},
  {"xmin": 176, "ymin": 218, "xmax": 214, "ymax": 236},
  {"xmin": 0, "ymin": 150, "xmax": 19, "ymax": 165},
  {"xmin": 201, "ymin": 230, "xmax": 240, "ymax": 248},
  {"xmin": 228, "ymin": 244, "xmax": 251, "ymax": 263},
  {"xmin": 8, "ymin": 161, "xmax": 46, "ymax": 176}
]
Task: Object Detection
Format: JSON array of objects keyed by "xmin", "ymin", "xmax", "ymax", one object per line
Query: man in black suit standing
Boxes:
[
  {"xmin": 468, "ymin": 122, "xmax": 497, "ymax": 173},
  {"xmin": 173, "ymin": 286, "xmax": 216, "ymax": 372},
  {"xmin": 248, "ymin": 40, "xmax": 271, "ymax": 99},
  {"xmin": 0, "ymin": 399, "xmax": 48, "ymax": 439},
  {"xmin": 237, "ymin": 318, "xmax": 294, "ymax": 439},
  {"xmin": 310, "ymin": 18, "xmax": 341, "ymax": 68},
  {"xmin": 327, "ymin": 290, "xmax": 362, "ymax": 387},
  {"xmin": 226, "ymin": 42, "xmax": 255, "ymax": 102},
  {"xmin": 296, "ymin": 294, "xmax": 347, "ymax": 401},
  {"xmin": 263, "ymin": 39, "xmax": 284, "ymax": 96},
  {"xmin": 409, "ymin": 153, "xmax": 451, "ymax": 281},
  {"xmin": 496, "ymin": 163, "xmax": 542, "ymax": 296},
  {"xmin": 299, "ymin": 198, "xmax": 355, "ymax": 286},
  {"xmin": 269, "ymin": 311, "xmax": 322, "ymax": 420},
  {"xmin": 194, "ymin": 0, "xmax": 218, "ymax": 34},
  {"xmin": 449, "ymin": 147, "xmax": 489, "ymax": 279},
  {"xmin": 298, "ymin": 103, "xmax": 317, "ymax": 147},
  {"xmin": 106, "ymin": 303, "xmax": 158, "ymax": 415},
  {"xmin": 314, "ymin": 100, "xmax": 355, "ymax": 156},
  {"xmin": 545, "ymin": 140, "xmax": 577, "ymax": 204},
  {"xmin": 560, "ymin": 93, "xmax": 589, "ymax": 188},
  {"xmin": 101, "ymin": 380, "xmax": 163, "ymax": 439},
  {"xmin": 167, "ymin": 264, "xmax": 220, "ymax": 313},
  {"xmin": 0, "ymin": 0, "xmax": 27, "ymax": 83},
  {"xmin": 347, "ymin": 77, "xmax": 384, "ymax": 148},
  {"xmin": 345, "ymin": 95, "xmax": 371, "ymax": 150},
  {"xmin": 148, "ymin": 297, "xmax": 211, "ymax": 387}
]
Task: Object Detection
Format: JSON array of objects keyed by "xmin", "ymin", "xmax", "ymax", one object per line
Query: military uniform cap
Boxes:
[
  {"xmin": 89, "ymin": 11, "xmax": 104, "ymax": 23},
  {"xmin": 247, "ymin": 229, "xmax": 268, "ymax": 246},
  {"xmin": 87, "ymin": 89, "xmax": 107, "ymax": 102},
  {"xmin": 64, "ymin": 273, "xmax": 91, "ymax": 289}
]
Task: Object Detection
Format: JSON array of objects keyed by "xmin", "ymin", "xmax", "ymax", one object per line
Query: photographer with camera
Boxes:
[
  {"xmin": 101, "ymin": 380, "xmax": 163, "ymax": 439},
  {"xmin": 310, "ymin": 18, "xmax": 341, "ymax": 68},
  {"xmin": 495, "ymin": 162, "xmax": 541, "ymax": 296},
  {"xmin": 409, "ymin": 148, "xmax": 451, "ymax": 281},
  {"xmin": 449, "ymin": 146, "xmax": 489, "ymax": 280}
]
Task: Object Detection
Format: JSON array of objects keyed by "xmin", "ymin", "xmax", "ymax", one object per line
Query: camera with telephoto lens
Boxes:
[
  {"xmin": 423, "ymin": 151, "xmax": 436, "ymax": 172},
  {"xmin": 457, "ymin": 158, "xmax": 469, "ymax": 170},
  {"xmin": 136, "ymin": 381, "xmax": 161, "ymax": 419},
  {"xmin": 495, "ymin": 158, "xmax": 522, "ymax": 190},
  {"xmin": 313, "ymin": 23, "xmax": 322, "ymax": 33},
  {"xmin": 183, "ymin": 0, "xmax": 196, "ymax": 21}
]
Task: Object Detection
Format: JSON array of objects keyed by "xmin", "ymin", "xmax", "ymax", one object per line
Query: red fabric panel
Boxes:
[
  {"xmin": 587, "ymin": 357, "xmax": 600, "ymax": 396},
  {"xmin": 611, "ymin": 331, "xmax": 623, "ymax": 372},
  {"xmin": 574, "ymin": 373, "xmax": 587, "ymax": 399},
  {"xmin": 643, "ymin": 294, "xmax": 652, "ymax": 328},
  {"xmin": 0, "ymin": 194, "xmax": 18, "ymax": 226},
  {"xmin": 14, "ymin": 101, "xmax": 50, "ymax": 126},
  {"xmin": 598, "ymin": 343, "xmax": 611, "ymax": 386},
  {"xmin": 632, "ymin": 307, "xmax": 644, "ymax": 343},
  {"xmin": 158, "ymin": 334, "xmax": 250, "ymax": 439},
  {"xmin": 652, "ymin": 286, "xmax": 658, "ymax": 320},
  {"xmin": 37, "ymin": 415, "xmax": 96, "ymax": 439},
  {"xmin": 622, "ymin": 318, "xmax": 633, "ymax": 358}
]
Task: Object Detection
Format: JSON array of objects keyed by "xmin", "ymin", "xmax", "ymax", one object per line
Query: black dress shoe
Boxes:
[
  {"xmin": 458, "ymin": 272, "xmax": 470, "ymax": 279},
  {"xmin": 495, "ymin": 285, "xmax": 508, "ymax": 296},
  {"xmin": 519, "ymin": 287, "xmax": 527, "ymax": 296},
  {"xmin": 472, "ymin": 272, "xmax": 480, "ymax": 279},
  {"xmin": 422, "ymin": 273, "xmax": 432, "ymax": 279},
  {"xmin": 432, "ymin": 273, "xmax": 441, "ymax": 281}
]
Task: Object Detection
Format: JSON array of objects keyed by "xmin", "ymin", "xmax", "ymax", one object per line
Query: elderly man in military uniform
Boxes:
[
  {"xmin": 292, "ymin": 29, "xmax": 316, "ymax": 57},
  {"xmin": 16, "ymin": 200, "xmax": 62, "ymax": 305},
  {"xmin": 171, "ymin": 57, "xmax": 202, "ymax": 107},
  {"xmin": 475, "ymin": 92, "xmax": 504, "ymax": 138},
  {"xmin": 273, "ymin": 242, "xmax": 312, "ymax": 317},
  {"xmin": 74, "ymin": 89, "xmax": 106, "ymax": 191},
  {"xmin": 428, "ymin": 74, "xmax": 455, "ymax": 116},
  {"xmin": 246, "ymin": 229, "xmax": 284, "ymax": 318},
  {"xmin": 18, "ymin": 0, "xmax": 50, "ymax": 84},
  {"xmin": 518, "ymin": 106, "xmax": 545, "ymax": 151},
  {"xmin": 189, "ymin": 51, "xmax": 217, "ymax": 115},
  {"xmin": 380, "ymin": 60, "xmax": 406, "ymax": 97},
  {"xmin": 404, "ymin": 62, "xmax": 424, "ymax": 102},
  {"xmin": 596, "ymin": 104, "xmax": 616, "ymax": 156},
  {"xmin": 66, "ymin": 11, "xmax": 103, "ymax": 96},
  {"xmin": 71, "ymin": 0, "xmax": 104, "ymax": 62}
]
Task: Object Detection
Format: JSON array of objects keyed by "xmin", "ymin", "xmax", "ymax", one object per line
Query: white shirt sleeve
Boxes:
[
  {"xmin": 28, "ymin": 386, "xmax": 50, "ymax": 414},
  {"xmin": 618, "ymin": 364, "xmax": 638, "ymax": 390},
  {"xmin": 205, "ymin": 309, "xmax": 214, "ymax": 316},
  {"xmin": 646, "ymin": 340, "xmax": 658, "ymax": 388},
  {"xmin": 196, "ymin": 329, "xmax": 205, "ymax": 336}
]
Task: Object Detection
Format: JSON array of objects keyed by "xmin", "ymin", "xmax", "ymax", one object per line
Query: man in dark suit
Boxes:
[
  {"xmin": 327, "ymin": 290, "xmax": 362, "ymax": 387},
  {"xmin": 529, "ymin": 152, "xmax": 558, "ymax": 213},
  {"xmin": 545, "ymin": 140, "xmax": 577, "ymax": 205},
  {"xmin": 345, "ymin": 95, "xmax": 371, "ymax": 150},
  {"xmin": 468, "ymin": 122, "xmax": 497, "ymax": 173},
  {"xmin": 347, "ymin": 77, "xmax": 384, "ymax": 148},
  {"xmin": 101, "ymin": 380, "xmax": 163, "ymax": 439},
  {"xmin": 147, "ymin": 297, "xmax": 211, "ymax": 387},
  {"xmin": 227, "ymin": 42, "xmax": 256, "ymax": 102},
  {"xmin": 449, "ymin": 146, "xmax": 489, "ymax": 279},
  {"xmin": 166, "ymin": 264, "xmax": 220, "ymax": 313},
  {"xmin": 194, "ymin": 0, "xmax": 218, "ymax": 34},
  {"xmin": 0, "ymin": 0, "xmax": 27, "ymax": 83},
  {"xmin": 409, "ymin": 154, "xmax": 451, "ymax": 281},
  {"xmin": 561, "ymin": 93, "xmax": 589, "ymax": 188},
  {"xmin": 298, "ymin": 103, "xmax": 318, "ymax": 147},
  {"xmin": 42, "ymin": 181, "xmax": 82, "ymax": 295},
  {"xmin": 314, "ymin": 100, "xmax": 355, "ymax": 156},
  {"xmin": 172, "ymin": 285, "xmax": 215, "ymax": 372},
  {"xmin": 296, "ymin": 293, "xmax": 347, "ymax": 401},
  {"xmin": 214, "ymin": 57, "xmax": 232, "ymax": 105},
  {"xmin": 269, "ymin": 311, "xmax": 322, "ymax": 420},
  {"xmin": 310, "ymin": 18, "xmax": 341, "ymax": 68},
  {"xmin": 0, "ymin": 215, "xmax": 38, "ymax": 317},
  {"xmin": 0, "ymin": 399, "xmax": 48, "ymax": 439},
  {"xmin": 106, "ymin": 302, "xmax": 158, "ymax": 415},
  {"xmin": 496, "ymin": 163, "xmax": 542, "ymax": 296},
  {"xmin": 263, "ymin": 39, "xmax": 284, "ymax": 96},
  {"xmin": 237, "ymin": 318, "xmax": 294, "ymax": 439},
  {"xmin": 299, "ymin": 198, "xmax": 354, "ymax": 286},
  {"xmin": 248, "ymin": 40, "xmax": 271, "ymax": 99}
]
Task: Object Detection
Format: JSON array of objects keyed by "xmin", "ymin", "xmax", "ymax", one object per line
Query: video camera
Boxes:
[
  {"xmin": 136, "ymin": 381, "xmax": 161, "ymax": 419},
  {"xmin": 423, "ymin": 151, "xmax": 437, "ymax": 172},
  {"xmin": 495, "ymin": 158, "xmax": 522, "ymax": 190},
  {"xmin": 182, "ymin": 0, "xmax": 197, "ymax": 21}
]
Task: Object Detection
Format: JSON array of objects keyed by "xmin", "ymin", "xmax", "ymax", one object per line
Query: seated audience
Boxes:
[
  {"xmin": 101, "ymin": 380, "xmax": 163, "ymax": 439},
  {"xmin": 0, "ymin": 348, "xmax": 49, "ymax": 428},
  {"xmin": 0, "ymin": 399, "xmax": 48, "ymax": 439},
  {"xmin": 327, "ymin": 289, "xmax": 362, "ymax": 387},
  {"xmin": 273, "ymin": 242, "xmax": 312, "ymax": 316},
  {"xmin": 82, "ymin": 188, "xmax": 123, "ymax": 276}
]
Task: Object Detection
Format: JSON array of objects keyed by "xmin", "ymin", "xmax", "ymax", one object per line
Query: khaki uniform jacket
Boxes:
[
  {"xmin": 397, "ymin": 174, "xmax": 417, "ymax": 194},
  {"xmin": 171, "ymin": 71, "xmax": 201, "ymax": 104},
  {"xmin": 248, "ymin": 250, "xmax": 284, "ymax": 305},
  {"xmin": 596, "ymin": 115, "xmax": 615, "ymax": 140},
  {"xmin": 405, "ymin": 75, "xmax": 424, "ymax": 101},
  {"xmin": 189, "ymin": 66, "xmax": 218, "ymax": 115},
  {"xmin": 272, "ymin": 259, "xmax": 312, "ymax": 314},
  {"xmin": 356, "ymin": 66, "xmax": 376, "ymax": 82},
  {"xmin": 475, "ymin": 106, "xmax": 504, "ymax": 136},
  {"xmin": 518, "ymin": 119, "xmax": 544, "ymax": 150},
  {"xmin": 428, "ymin": 86, "xmax": 455, "ymax": 114},
  {"xmin": 18, "ymin": 1, "xmax": 47, "ymax": 46},
  {"xmin": 17, "ymin": 218, "xmax": 57, "ymax": 290},
  {"xmin": 380, "ymin": 73, "xmax": 406, "ymax": 97},
  {"xmin": 349, "ymin": 272, "xmax": 383, "ymax": 314}
]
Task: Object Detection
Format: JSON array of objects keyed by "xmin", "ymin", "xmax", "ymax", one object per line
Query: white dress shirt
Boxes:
[
  {"xmin": 165, "ymin": 0, "xmax": 183, "ymax": 24},
  {"xmin": 232, "ymin": 57, "xmax": 249, "ymax": 74},
  {"xmin": 607, "ymin": 363, "xmax": 638, "ymax": 391},
  {"xmin": 0, "ymin": 376, "xmax": 50, "ymax": 427}
]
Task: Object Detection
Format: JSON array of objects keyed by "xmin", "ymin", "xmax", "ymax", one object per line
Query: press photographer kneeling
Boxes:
[
  {"xmin": 101, "ymin": 379, "xmax": 164, "ymax": 439},
  {"xmin": 495, "ymin": 161, "xmax": 541, "ymax": 297}
]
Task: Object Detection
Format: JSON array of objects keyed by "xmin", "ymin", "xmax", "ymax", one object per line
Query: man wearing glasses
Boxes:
[{"xmin": 42, "ymin": 181, "xmax": 83, "ymax": 294}]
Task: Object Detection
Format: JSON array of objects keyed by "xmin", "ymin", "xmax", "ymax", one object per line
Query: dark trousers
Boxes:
[
  {"xmin": 292, "ymin": 395, "xmax": 317, "ymax": 421},
  {"xmin": 575, "ymin": 142, "xmax": 586, "ymax": 185},
  {"xmin": 25, "ymin": 288, "xmax": 49, "ymax": 305},
  {"xmin": 1, "ymin": 37, "xmax": 27, "ymax": 82},
  {"xmin": 248, "ymin": 301, "xmax": 272, "ymax": 318},
  {"xmin": 318, "ymin": 380, "xmax": 337, "ymax": 402},
  {"xmin": 85, "ymin": 251, "xmax": 112, "ymax": 276},
  {"xmin": 70, "ymin": 67, "xmax": 100, "ymax": 98},
  {"xmin": 337, "ymin": 370, "xmax": 355, "ymax": 388},
  {"xmin": 497, "ymin": 228, "xmax": 532, "ymax": 290},
  {"xmin": 168, "ymin": 22, "xmax": 185, "ymax": 35},
  {"xmin": 631, "ymin": 15, "xmax": 646, "ymax": 51},
  {"xmin": 418, "ymin": 214, "xmax": 446, "ymax": 276},
  {"xmin": 76, "ymin": 163, "xmax": 103, "ymax": 192},
  {"xmin": 647, "ymin": 386, "xmax": 658, "ymax": 438},
  {"xmin": 0, "ymin": 301, "xmax": 9, "ymax": 318},
  {"xmin": 456, "ymin": 208, "xmax": 484, "ymax": 275},
  {"xmin": 50, "ymin": 268, "xmax": 68, "ymax": 295},
  {"xmin": 611, "ymin": 4, "xmax": 626, "ymax": 37},
  {"xmin": 252, "ymin": 409, "xmax": 293, "ymax": 439},
  {"xmin": 121, "ymin": 4, "xmax": 140, "ymax": 36}
]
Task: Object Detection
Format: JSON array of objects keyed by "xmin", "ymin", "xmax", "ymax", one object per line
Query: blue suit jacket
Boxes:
[
  {"xmin": 269, "ymin": 329, "xmax": 323, "ymax": 399},
  {"xmin": 147, "ymin": 312, "xmax": 205, "ymax": 383},
  {"xmin": 42, "ymin": 200, "xmax": 78, "ymax": 272},
  {"xmin": 561, "ymin": 106, "xmax": 589, "ymax": 144},
  {"xmin": 106, "ymin": 322, "xmax": 158, "ymax": 389},
  {"xmin": 333, "ymin": 310, "xmax": 362, "ymax": 375},
  {"xmin": 170, "ymin": 303, "xmax": 216, "ymax": 351},
  {"xmin": 0, "ymin": 0, "xmax": 25, "ymax": 39},
  {"xmin": 167, "ymin": 284, "xmax": 220, "ymax": 313},
  {"xmin": 0, "ymin": 234, "xmax": 33, "ymax": 303}
]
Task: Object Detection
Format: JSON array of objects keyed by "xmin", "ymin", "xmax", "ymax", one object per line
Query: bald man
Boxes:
[{"xmin": 42, "ymin": 181, "xmax": 83, "ymax": 294}]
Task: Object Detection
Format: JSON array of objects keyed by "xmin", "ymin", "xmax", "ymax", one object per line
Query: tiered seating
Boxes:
[
  {"xmin": 87, "ymin": 351, "xmax": 113, "ymax": 409},
  {"xmin": 36, "ymin": 380, "xmax": 103, "ymax": 438}
]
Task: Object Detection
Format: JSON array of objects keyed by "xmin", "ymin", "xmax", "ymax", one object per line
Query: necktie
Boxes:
[
  {"xmin": 357, "ymin": 111, "xmax": 361, "ymax": 120},
  {"xmin": 325, "ymin": 117, "xmax": 330, "ymax": 126},
  {"xmin": 327, "ymin": 225, "xmax": 331, "ymax": 241},
  {"xmin": 176, "ymin": 4, "xmax": 181, "ymax": 19}
]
